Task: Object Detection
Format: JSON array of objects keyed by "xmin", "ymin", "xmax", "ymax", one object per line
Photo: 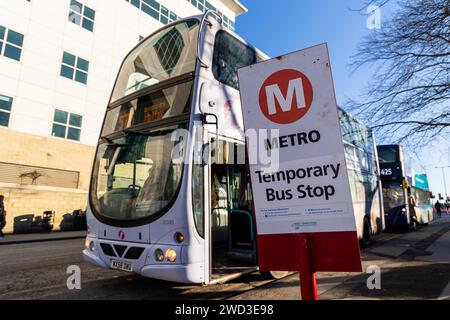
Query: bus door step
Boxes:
[{"xmin": 228, "ymin": 249, "xmax": 255, "ymax": 263}]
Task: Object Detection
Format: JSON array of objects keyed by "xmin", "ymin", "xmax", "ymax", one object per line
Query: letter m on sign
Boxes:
[{"xmin": 265, "ymin": 78, "xmax": 306, "ymax": 115}]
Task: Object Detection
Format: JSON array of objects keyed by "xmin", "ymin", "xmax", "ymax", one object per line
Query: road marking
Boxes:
[{"xmin": 438, "ymin": 281, "xmax": 450, "ymax": 300}]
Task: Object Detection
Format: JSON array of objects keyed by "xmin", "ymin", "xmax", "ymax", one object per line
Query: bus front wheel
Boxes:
[{"xmin": 261, "ymin": 271, "xmax": 290, "ymax": 279}]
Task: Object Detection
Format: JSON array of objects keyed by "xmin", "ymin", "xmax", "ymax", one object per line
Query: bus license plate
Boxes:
[{"xmin": 110, "ymin": 260, "xmax": 132, "ymax": 272}]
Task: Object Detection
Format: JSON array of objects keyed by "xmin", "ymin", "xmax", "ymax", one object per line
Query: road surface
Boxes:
[{"xmin": 1, "ymin": 216, "xmax": 449, "ymax": 300}]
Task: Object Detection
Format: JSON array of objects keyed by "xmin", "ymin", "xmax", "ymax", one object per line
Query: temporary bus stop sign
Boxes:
[{"xmin": 238, "ymin": 44, "xmax": 362, "ymax": 300}]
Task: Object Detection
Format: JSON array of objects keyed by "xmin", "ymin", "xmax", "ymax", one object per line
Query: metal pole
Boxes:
[
  {"xmin": 300, "ymin": 270, "xmax": 318, "ymax": 300},
  {"xmin": 442, "ymin": 167, "xmax": 448, "ymax": 199},
  {"xmin": 436, "ymin": 166, "xmax": 449, "ymax": 200},
  {"xmin": 299, "ymin": 234, "xmax": 318, "ymax": 300}
]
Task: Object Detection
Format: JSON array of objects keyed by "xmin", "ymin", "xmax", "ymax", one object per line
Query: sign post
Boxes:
[
  {"xmin": 238, "ymin": 44, "xmax": 362, "ymax": 300},
  {"xmin": 299, "ymin": 234, "xmax": 317, "ymax": 300}
]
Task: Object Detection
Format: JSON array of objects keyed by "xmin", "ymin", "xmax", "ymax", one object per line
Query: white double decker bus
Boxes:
[{"xmin": 83, "ymin": 13, "xmax": 383, "ymax": 284}]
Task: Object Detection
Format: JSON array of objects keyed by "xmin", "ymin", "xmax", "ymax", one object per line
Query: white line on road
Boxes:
[{"xmin": 438, "ymin": 281, "xmax": 450, "ymax": 300}]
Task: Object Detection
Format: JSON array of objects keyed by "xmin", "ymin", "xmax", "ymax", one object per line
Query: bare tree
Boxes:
[{"xmin": 348, "ymin": 0, "xmax": 450, "ymax": 146}]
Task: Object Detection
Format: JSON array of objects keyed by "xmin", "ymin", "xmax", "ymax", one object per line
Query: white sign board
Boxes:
[{"xmin": 238, "ymin": 44, "xmax": 357, "ymax": 235}]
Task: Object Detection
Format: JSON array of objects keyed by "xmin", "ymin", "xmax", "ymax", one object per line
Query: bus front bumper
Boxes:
[
  {"xmin": 140, "ymin": 263, "xmax": 204, "ymax": 284},
  {"xmin": 83, "ymin": 249, "xmax": 109, "ymax": 269},
  {"xmin": 82, "ymin": 237, "xmax": 204, "ymax": 284}
]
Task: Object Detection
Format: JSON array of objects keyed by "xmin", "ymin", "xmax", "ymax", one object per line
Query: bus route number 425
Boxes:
[{"xmin": 110, "ymin": 260, "xmax": 133, "ymax": 272}]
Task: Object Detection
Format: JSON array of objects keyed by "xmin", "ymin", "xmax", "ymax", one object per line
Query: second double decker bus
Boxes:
[{"xmin": 377, "ymin": 145, "xmax": 433, "ymax": 230}]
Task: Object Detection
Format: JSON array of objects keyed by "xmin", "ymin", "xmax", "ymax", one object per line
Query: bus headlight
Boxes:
[
  {"xmin": 85, "ymin": 240, "xmax": 95, "ymax": 252},
  {"xmin": 166, "ymin": 248, "xmax": 177, "ymax": 263},
  {"xmin": 154, "ymin": 249, "xmax": 164, "ymax": 262}
]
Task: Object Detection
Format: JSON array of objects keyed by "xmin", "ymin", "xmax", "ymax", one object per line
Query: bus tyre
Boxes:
[
  {"xmin": 409, "ymin": 219, "xmax": 417, "ymax": 231},
  {"xmin": 261, "ymin": 271, "xmax": 290, "ymax": 279},
  {"xmin": 360, "ymin": 218, "xmax": 371, "ymax": 249}
]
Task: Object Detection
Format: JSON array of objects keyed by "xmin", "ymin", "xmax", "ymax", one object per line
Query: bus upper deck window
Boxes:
[
  {"xmin": 378, "ymin": 148, "xmax": 397, "ymax": 163},
  {"xmin": 110, "ymin": 20, "xmax": 199, "ymax": 104}
]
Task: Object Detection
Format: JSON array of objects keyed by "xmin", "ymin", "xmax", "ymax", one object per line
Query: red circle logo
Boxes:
[{"xmin": 258, "ymin": 69, "xmax": 313, "ymax": 124}]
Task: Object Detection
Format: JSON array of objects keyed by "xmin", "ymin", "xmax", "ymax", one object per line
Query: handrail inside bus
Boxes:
[
  {"xmin": 212, "ymin": 206, "xmax": 228, "ymax": 226},
  {"xmin": 197, "ymin": 10, "xmax": 223, "ymax": 69},
  {"xmin": 203, "ymin": 113, "xmax": 220, "ymax": 163}
]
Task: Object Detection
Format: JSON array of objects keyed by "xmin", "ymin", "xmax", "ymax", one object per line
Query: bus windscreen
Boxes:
[
  {"xmin": 378, "ymin": 147, "xmax": 397, "ymax": 163},
  {"xmin": 91, "ymin": 123, "xmax": 187, "ymax": 222}
]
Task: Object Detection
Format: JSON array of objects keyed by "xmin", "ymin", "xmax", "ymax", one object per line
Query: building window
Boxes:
[
  {"xmin": 52, "ymin": 109, "xmax": 83, "ymax": 141},
  {"xmin": 69, "ymin": 0, "xmax": 96, "ymax": 32},
  {"xmin": 0, "ymin": 95, "xmax": 13, "ymax": 127},
  {"xmin": 0, "ymin": 25, "xmax": 24, "ymax": 61},
  {"xmin": 60, "ymin": 51, "xmax": 89, "ymax": 84},
  {"xmin": 186, "ymin": 0, "xmax": 235, "ymax": 31},
  {"xmin": 125, "ymin": 0, "xmax": 179, "ymax": 25}
]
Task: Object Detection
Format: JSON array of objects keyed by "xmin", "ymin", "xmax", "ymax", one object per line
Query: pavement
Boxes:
[
  {"xmin": 231, "ymin": 215, "xmax": 450, "ymax": 300},
  {"xmin": 0, "ymin": 230, "xmax": 86, "ymax": 245},
  {"xmin": 0, "ymin": 216, "xmax": 449, "ymax": 300}
]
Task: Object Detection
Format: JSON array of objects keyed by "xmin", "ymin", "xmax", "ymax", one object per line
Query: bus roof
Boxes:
[{"xmin": 123, "ymin": 13, "xmax": 269, "ymax": 78}]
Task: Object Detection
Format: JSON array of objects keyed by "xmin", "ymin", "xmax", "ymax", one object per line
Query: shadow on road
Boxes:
[{"xmin": 319, "ymin": 263, "xmax": 450, "ymax": 300}]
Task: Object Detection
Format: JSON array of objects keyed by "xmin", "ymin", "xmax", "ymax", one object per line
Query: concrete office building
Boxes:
[{"xmin": 0, "ymin": 0, "xmax": 247, "ymax": 233}]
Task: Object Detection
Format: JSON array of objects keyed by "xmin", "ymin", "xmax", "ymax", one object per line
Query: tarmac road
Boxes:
[
  {"xmin": 1, "ymin": 216, "xmax": 449, "ymax": 300},
  {"xmin": 0, "ymin": 237, "xmax": 280, "ymax": 300}
]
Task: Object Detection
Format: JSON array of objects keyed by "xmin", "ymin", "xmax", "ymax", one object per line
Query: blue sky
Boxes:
[{"xmin": 236, "ymin": 0, "xmax": 449, "ymax": 198}]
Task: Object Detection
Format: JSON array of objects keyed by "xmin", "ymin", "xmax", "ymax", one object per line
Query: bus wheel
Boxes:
[
  {"xmin": 261, "ymin": 271, "xmax": 290, "ymax": 279},
  {"xmin": 360, "ymin": 218, "xmax": 372, "ymax": 249}
]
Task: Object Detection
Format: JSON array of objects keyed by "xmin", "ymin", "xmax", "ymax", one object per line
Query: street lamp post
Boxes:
[{"xmin": 435, "ymin": 166, "xmax": 450, "ymax": 200}]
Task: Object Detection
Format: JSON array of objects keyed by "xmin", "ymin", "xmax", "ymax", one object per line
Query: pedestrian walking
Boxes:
[
  {"xmin": 435, "ymin": 200, "xmax": 443, "ymax": 218},
  {"xmin": 0, "ymin": 195, "xmax": 6, "ymax": 239},
  {"xmin": 408, "ymin": 193, "xmax": 418, "ymax": 228}
]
